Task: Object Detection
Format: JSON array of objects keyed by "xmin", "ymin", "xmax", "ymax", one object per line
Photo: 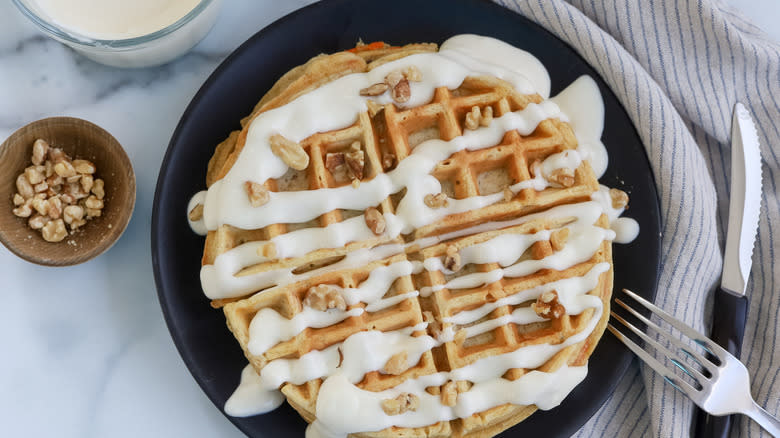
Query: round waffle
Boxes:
[{"xmin": 189, "ymin": 35, "xmax": 629, "ymax": 438}]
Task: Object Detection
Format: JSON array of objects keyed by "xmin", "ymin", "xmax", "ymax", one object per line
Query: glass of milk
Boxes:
[{"xmin": 12, "ymin": 0, "xmax": 223, "ymax": 68}]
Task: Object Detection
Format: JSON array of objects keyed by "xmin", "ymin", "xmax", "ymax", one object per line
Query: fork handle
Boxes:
[
  {"xmin": 694, "ymin": 289, "xmax": 748, "ymax": 438},
  {"xmin": 746, "ymin": 400, "xmax": 780, "ymax": 437}
]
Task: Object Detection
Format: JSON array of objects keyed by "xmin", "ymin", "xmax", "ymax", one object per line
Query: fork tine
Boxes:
[
  {"xmin": 610, "ymin": 311, "xmax": 709, "ymax": 386},
  {"xmin": 607, "ymin": 323, "xmax": 701, "ymax": 398},
  {"xmin": 613, "ymin": 299, "xmax": 718, "ymax": 376},
  {"xmin": 620, "ymin": 289, "xmax": 730, "ymax": 361}
]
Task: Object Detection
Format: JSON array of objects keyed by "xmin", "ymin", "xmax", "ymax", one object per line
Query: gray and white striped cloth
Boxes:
[{"xmin": 493, "ymin": 1, "xmax": 780, "ymax": 437}]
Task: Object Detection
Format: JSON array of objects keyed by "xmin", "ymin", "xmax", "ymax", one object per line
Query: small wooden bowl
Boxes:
[{"xmin": 0, "ymin": 117, "xmax": 136, "ymax": 266}]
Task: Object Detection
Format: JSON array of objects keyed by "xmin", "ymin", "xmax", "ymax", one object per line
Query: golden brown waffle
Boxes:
[{"xmin": 202, "ymin": 42, "xmax": 615, "ymax": 437}]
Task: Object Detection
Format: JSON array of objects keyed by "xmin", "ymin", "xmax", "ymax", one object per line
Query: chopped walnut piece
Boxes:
[
  {"xmin": 381, "ymin": 393, "xmax": 419, "ymax": 416},
  {"xmin": 532, "ymin": 290, "xmax": 566, "ymax": 319},
  {"xmin": 391, "ymin": 78, "xmax": 411, "ymax": 103},
  {"xmin": 359, "ymin": 82, "xmax": 389, "ymax": 96},
  {"xmin": 33, "ymin": 181, "xmax": 48, "ymax": 193},
  {"xmin": 70, "ymin": 218, "xmax": 87, "ymax": 230},
  {"xmin": 16, "ymin": 174, "xmax": 34, "ymax": 199},
  {"xmin": 465, "ymin": 106, "xmax": 481, "ymax": 130},
  {"xmin": 425, "ymin": 386, "xmax": 441, "ymax": 396},
  {"xmin": 480, "ymin": 106, "xmax": 493, "ymax": 127},
  {"xmin": 85, "ymin": 207, "xmax": 102, "ymax": 218},
  {"xmin": 28, "ymin": 214, "xmax": 50, "ymax": 230},
  {"xmin": 60, "ymin": 193, "xmax": 75, "ymax": 205},
  {"xmin": 13, "ymin": 194, "xmax": 25, "ymax": 206},
  {"xmin": 609, "ymin": 188, "xmax": 629, "ymax": 210},
  {"xmin": 464, "ymin": 105, "xmax": 493, "ymax": 130},
  {"xmin": 80, "ymin": 175, "xmax": 94, "ymax": 193},
  {"xmin": 188, "ymin": 204, "xmax": 204, "ymax": 222},
  {"xmin": 54, "ymin": 161, "xmax": 76, "ymax": 178},
  {"xmin": 404, "ymin": 66, "xmax": 423, "ymax": 82},
  {"xmin": 48, "ymin": 147, "xmax": 66, "ymax": 163},
  {"xmin": 72, "ymin": 160, "xmax": 96, "ymax": 174},
  {"xmin": 550, "ymin": 228, "xmax": 570, "ymax": 252},
  {"xmin": 47, "ymin": 174, "xmax": 63, "ymax": 188},
  {"xmin": 84, "ymin": 195, "xmax": 104, "ymax": 210},
  {"xmin": 258, "ymin": 242, "xmax": 277, "ymax": 258},
  {"xmin": 46, "ymin": 197, "xmax": 63, "ymax": 220},
  {"xmin": 13, "ymin": 203, "xmax": 32, "ymax": 218},
  {"xmin": 441, "ymin": 381, "xmax": 458, "ymax": 407},
  {"xmin": 345, "ymin": 142, "xmax": 365, "ymax": 180},
  {"xmin": 503, "ymin": 187, "xmax": 513, "ymax": 202},
  {"xmin": 32, "ymin": 139, "xmax": 49, "ymax": 165},
  {"xmin": 63, "ymin": 205, "xmax": 85, "ymax": 225},
  {"xmin": 531, "ymin": 240, "xmax": 553, "ymax": 260},
  {"xmin": 92, "ymin": 179, "xmax": 105, "ymax": 200},
  {"xmin": 548, "ymin": 168, "xmax": 575, "ymax": 188},
  {"xmin": 423, "ymin": 310, "xmax": 442, "ymax": 338},
  {"xmin": 25, "ymin": 167, "xmax": 44, "ymax": 185},
  {"xmin": 424, "ymin": 193, "xmax": 448, "ymax": 209},
  {"xmin": 63, "ymin": 182, "xmax": 85, "ymax": 201},
  {"xmin": 384, "ymin": 70, "xmax": 405, "ymax": 87},
  {"xmin": 244, "ymin": 181, "xmax": 270, "ymax": 207},
  {"xmin": 31, "ymin": 198, "xmax": 49, "ymax": 216},
  {"xmin": 303, "ymin": 285, "xmax": 347, "ymax": 311},
  {"xmin": 384, "ymin": 351, "xmax": 408, "ymax": 375},
  {"xmin": 324, "ymin": 152, "xmax": 345, "ymax": 173},
  {"xmin": 382, "ymin": 153, "xmax": 396, "ymax": 170},
  {"xmin": 364, "ymin": 207, "xmax": 386, "ymax": 235},
  {"xmin": 41, "ymin": 219, "xmax": 67, "ymax": 242},
  {"xmin": 269, "ymin": 134, "xmax": 309, "ymax": 170},
  {"xmin": 444, "ymin": 245, "xmax": 461, "ymax": 272}
]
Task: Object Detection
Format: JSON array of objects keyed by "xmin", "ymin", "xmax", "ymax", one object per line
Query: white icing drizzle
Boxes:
[
  {"xmin": 591, "ymin": 184, "xmax": 640, "ymax": 244},
  {"xmin": 202, "ymin": 100, "xmax": 563, "ymax": 233},
  {"xmin": 224, "ymin": 364, "xmax": 284, "ymax": 417},
  {"xmin": 612, "ymin": 217, "xmax": 640, "ymax": 244},
  {"xmin": 550, "ymin": 76, "xmax": 608, "ymax": 178},
  {"xmin": 309, "ymin": 283, "xmax": 603, "ymax": 437},
  {"xmin": 439, "ymin": 34, "xmax": 551, "ymax": 99},
  {"xmin": 196, "ymin": 34, "xmax": 643, "ymax": 434},
  {"xmin": 420, "ymin": 201, "xmax": 614, "ymax": 297},
  {"xmin": 443, "ymin": 263, "xmax": 608, "ymax": 327},
  {"xmin": 226, "ymin": 262, "xmax": 607, "ymax": 428},
  {"xmin": 248, "ymin": 307, "xmax": 364, "ymax": 357}
]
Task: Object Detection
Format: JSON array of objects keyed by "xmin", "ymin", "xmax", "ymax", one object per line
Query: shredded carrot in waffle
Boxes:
[{"xmin": 347, "ymin": 41, "xmax": 395, "ymax": 52}]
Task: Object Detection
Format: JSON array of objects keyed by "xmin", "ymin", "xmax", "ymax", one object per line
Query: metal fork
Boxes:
[{"xmin": 607, "ymin": 289, "xmax": 780, "ymax": 437}]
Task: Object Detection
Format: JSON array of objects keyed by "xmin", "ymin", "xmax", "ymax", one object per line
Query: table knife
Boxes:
[{"xmin": 694, "ymin": 103, "xmax": 763, "ymax": 438}]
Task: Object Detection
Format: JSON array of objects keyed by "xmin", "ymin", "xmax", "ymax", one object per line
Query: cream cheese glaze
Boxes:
[
  {"xmin": 188, "ymin": 34, "xmax": 640, "ymax": 437},
  {"xmin": 29, "ymin": 0, "xmax": 201, "ymax": 40}
]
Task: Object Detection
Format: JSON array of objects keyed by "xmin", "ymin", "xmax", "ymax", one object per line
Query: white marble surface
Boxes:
[{"xmin": 0, "ymin": 1, "xmax": 776, "ymax": 437}]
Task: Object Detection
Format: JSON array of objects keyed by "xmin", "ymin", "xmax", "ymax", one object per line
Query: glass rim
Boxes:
[{"xmin": 11, "ymin": 0, "xmax": 216, "ymax": 49}]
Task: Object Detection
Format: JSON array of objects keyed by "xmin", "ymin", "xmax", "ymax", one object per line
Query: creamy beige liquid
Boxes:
[{"xmin": 32, "ymin": 0, "xmax": 201, "ymax": 39}]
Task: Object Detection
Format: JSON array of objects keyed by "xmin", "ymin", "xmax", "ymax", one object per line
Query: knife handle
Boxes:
[{"xmin": 694, "ymin": 288, "xmax": 749, "ymax": 438}]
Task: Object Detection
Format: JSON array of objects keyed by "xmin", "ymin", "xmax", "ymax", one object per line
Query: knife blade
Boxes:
[{"xmin": 694, "ymin": 102, "xmax": 762, "ymax": 438}]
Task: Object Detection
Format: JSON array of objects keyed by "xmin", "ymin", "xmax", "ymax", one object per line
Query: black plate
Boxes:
[{"xmin": 152, "ymin": 0, "xmax": 661, "ymax": 436}]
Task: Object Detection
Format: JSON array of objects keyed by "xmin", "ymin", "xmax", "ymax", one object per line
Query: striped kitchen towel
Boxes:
[{"xmin": 493, "ymin": 1, "xmax": 780, "ymax": 437}]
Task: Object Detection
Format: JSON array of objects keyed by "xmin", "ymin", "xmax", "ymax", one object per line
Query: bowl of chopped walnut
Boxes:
[{"xmin": 0, "ymin": 117, "xmax": 136, "ymax": 266}]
